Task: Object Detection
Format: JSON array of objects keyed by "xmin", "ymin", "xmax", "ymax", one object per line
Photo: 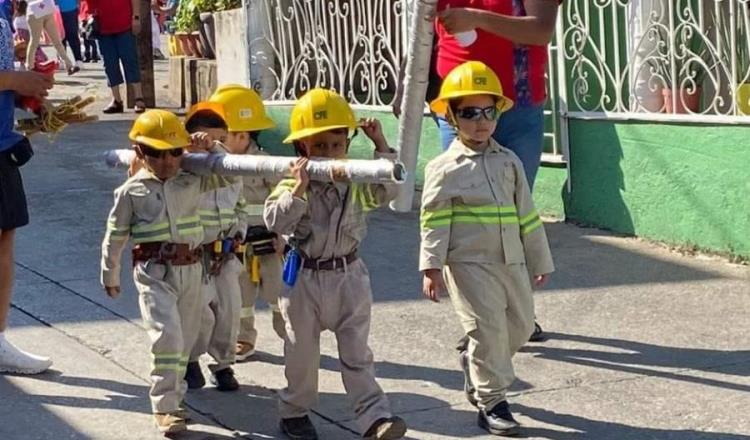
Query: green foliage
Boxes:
[
  {"xmin": 214, "ymin": 0, "xmax": 242, "ymax": 11},
  {"xmin": 175, "ymin": 0, "xmax": 242, "ymax": 29},
  {"xmin": 174, "ymin": 0, "xmax": 199, "ymax": 32}
]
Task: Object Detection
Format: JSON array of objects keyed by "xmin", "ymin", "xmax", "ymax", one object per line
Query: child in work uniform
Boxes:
[
  {"xmin": 264, "ymin": 88, "xmax": 407, "ymax": 440},
  {"xmin": 419, "ymin": 61, "xmax": 555, "ymax": 437},
  {"xmin": 102, "ymin": 109, "xmax": 214, "ymax": 435},
  {"xmin": 183, "ymin": 100, "xmax": 249, "ymax": 392},
  {"xmin": 206, "ymin": 84, "xmax": 287, "ymax": 362}
]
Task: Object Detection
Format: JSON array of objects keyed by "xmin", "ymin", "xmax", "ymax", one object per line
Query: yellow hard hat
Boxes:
[
  {"xmin": 284, "ymin": 88, "xmax": 357, "ymax": 143},
  {"xmin": 429, "ymin": 61, "xmax": 514, "ymax": 116},
  {"xmin": 129, "ymin": 109, "xmax": 191, "ymax": 150},
  {"xmin": 208, "ymin": 84, "xmax": 275, "ymax": 132}
]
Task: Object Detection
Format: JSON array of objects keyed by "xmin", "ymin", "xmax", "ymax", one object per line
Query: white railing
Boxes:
[
  {"xmin": 560, "ymin": 0, "xmax": 750, "ymax": 121},
  {"xmin": 246, "ymin": 0, "xmax": 412, "ymax": 108}
]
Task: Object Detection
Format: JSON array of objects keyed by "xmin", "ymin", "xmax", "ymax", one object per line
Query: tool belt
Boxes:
[
  {"xmin": 132, "ymin": 242, "xmax": 202, "ymax": 266},
  {"xmin": 245, "ymin": 225, "xmax": 277, "ymax": 256},
  {"xmin": 203, "ymin": 239, "xmax": 246, "ymax": 276},
  {"xmin": 205, "ymin": 239, "xmax": 246, "ymax": 260},
  {"xmin": 302, "ymin": 250, "xmax": 358, "ymax": 271}
]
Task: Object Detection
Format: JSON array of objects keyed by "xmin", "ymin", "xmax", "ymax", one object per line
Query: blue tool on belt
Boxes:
[{"xmin": 283, "ymin": 246, "xmax": 301, "ymax": 287}]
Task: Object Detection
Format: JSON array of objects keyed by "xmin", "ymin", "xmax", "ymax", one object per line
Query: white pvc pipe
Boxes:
[
  {"xmin": 390, "ymin": 0, "xmax": 438, "ymax": 212},
  {"xmin": 103, "ymin": 150, "xmax": 406, "ymax": 184}
]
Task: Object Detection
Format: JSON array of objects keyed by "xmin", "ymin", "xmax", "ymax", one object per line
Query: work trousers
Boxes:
[
  {"xmin": 190, "ymin": 257, "xmax": 243, "ymax": 373},
  {"xmin": 134, "ymin": 260, "xmax": 203, "ymax": 414},
  {"xmin": 278, "ymin": 259, "xmax": 391, "ymax": 434},
  {"xmin": 237, "ymin": 253, "xmax": 283, "ymax": 345},
  {"xmin": 443, "ymin": 262, "xmax": 535, "ymax": 411}
]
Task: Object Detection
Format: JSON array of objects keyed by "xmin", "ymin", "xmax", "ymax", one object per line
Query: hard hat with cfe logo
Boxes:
[
  {"xmin": 208, "ymin": 84, "xmax": 275, "ymax": 132},
  {"xmin": 129, "ymin": 109, "xmax": 191, "ymax": 150},
  {"xmin": 283, "ymin": 88, "xmax": 357, "ymax": 143},
  {"xmin": 429, "ymin": 61, "xmax": 514, "ymax": 116}
]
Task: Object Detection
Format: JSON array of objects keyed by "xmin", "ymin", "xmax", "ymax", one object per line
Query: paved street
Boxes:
[{"xmin": 1, "ymin": 59, "xmax": 749, "ymax": 440}]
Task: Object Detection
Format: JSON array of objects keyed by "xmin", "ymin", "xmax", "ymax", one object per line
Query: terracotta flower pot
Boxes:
[
  {"xmin": 176, "ymin": 32, "xmax": 193, "ymax": 57},
  {"xmin": 662, "ymin": 87, "xmax": 701, "ymax": 114},
  {"xmin": 188, "ymin": 32, "xmax": 204, "ymax": 58},
  {"xmin": 737, "ymin": 83, "xmax": 750, "ymax": 116}
]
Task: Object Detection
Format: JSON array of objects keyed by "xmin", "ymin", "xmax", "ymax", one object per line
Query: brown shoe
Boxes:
[
  {"xmin": 272, "ymin": 311, "xmax": 287, "ymax": 339},
  {"xmin": 364, "ymin": 416, "xmax": 407, "ymax": 439},
  {"xmin": 235, "ymin": 341, "xmax": 255, "ymax": 361},
  {"xmin": 154, "ymin": 413, "xmax": 186, "ymax": 434},
  {"xmin": 174, "ymin": 407, "xmax": 191, "ymax": 422}
]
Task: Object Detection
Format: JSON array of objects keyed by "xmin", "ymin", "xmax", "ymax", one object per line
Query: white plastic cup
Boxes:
[{"xmin": 454, "ymin": 30, "xmax": 478, "ymax": 47}]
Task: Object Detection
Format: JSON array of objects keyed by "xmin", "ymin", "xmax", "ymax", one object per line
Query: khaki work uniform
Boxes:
[
  {"xmin": 238, "ymin": 146, "xmax": 284, "ymax": 346},
  {"xmin": 263, "ymin": 151, "xmax": 398, "ymax": 434},
  {"xmin": 189, "ymin": 166, "xmax": 249, "ymax": 373},
  {"xmin": 101, "ymin": 168, "xmax": 207, "ymax": 414},
  {"xmin": 419, "ymin": 139, "xmax": 554, "ymax": 411}
]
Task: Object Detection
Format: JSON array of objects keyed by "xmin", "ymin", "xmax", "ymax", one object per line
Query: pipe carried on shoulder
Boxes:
[{"xmin": 103, "ymin": 150, "xmax": 406, "ymax": 184}]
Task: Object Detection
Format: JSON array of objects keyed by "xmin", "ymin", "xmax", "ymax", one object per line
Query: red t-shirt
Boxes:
[
  {"xmin": 435, "ymin": 0, "xmax": 555, "ymax": 106},
  {"xmin": 89, "ymin": 0, "xmax": 133, "ymax": 35}
]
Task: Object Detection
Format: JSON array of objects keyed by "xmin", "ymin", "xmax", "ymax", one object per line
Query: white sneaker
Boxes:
[{"xmin": 0, "ymin": 337, "xmax": 52, "ymax": 375}]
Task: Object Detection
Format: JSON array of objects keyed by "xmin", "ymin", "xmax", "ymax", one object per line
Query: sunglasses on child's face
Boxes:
[
  {"xmin": 141, "ymin": 147, "xmax": 184, "ymax": 159},
  {"xmin": 455, "ymin": 106, "xmax": 500, "ymax": 121}
]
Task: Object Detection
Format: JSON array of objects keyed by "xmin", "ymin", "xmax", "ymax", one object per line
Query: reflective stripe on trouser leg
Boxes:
[
  {"xmin": 238, "ymin": 253, "xmax": 283, "ymax": 344},
  {"xmin": 205, "ymin": 257, "xmax": 243, "ymax": 373},
  {"xmin": 443, "ymin": 262, "xmax": 534, "ymax": 411},
  {"xmin": 134, "ymin": 261, "xmax": 203, "ymax": 414}
]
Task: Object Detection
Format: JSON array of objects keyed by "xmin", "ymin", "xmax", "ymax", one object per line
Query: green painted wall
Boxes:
[
  {"xmin": 258, "ymin": 106, "xmax": 567, "ymax": 219},
  {"xmin": 565, "ymin": 120, "xmax": 750, "ymax": 258}
]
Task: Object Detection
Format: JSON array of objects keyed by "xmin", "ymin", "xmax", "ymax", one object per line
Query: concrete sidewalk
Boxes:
[{"xmin": 2, "ymin": 57, "xmax": 749, "ymax": 440}]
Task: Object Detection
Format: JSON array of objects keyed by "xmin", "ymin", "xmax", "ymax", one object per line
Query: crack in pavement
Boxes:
[{"xmin": 16, "ymin": 262, "xmax": 142, "ymax": 330}]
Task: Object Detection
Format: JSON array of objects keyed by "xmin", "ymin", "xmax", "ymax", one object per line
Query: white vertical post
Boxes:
[
  {"xmin": 390, "ymin": 0, "xmax": 438, "ymax": 212},
  {"xmin": 247, "ymin": 0, "xmax": 277, "ymax": 98}
]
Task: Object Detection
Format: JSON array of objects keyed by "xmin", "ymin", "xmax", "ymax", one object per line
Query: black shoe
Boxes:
[
  {"xmin": 528, "ymin": 321, "xmax": 545, "ymax": 342},
  {"xmin": 280, "ymin": 416, "xmax": 318, "ymax": 440},
  {"xmin": 184, "ymin": 361, "xmax": 205, "ymax": 389},
  {"xmin": 211, "ymin": 367, "xmax": 239, "ymax": 391},
  {"xmin": 456, "ymin": 334, "xmax": 469, "ymax": 352},
  {"xmin": 92, "ymin": 56, "xmax": 101, "ymax": 63},
  {"xmin": 83, "ymin": 56, "xmax": 91, "ymax": 63},
  {"xmin": 478, "ymin": 401, "xmax": 520, "ymax": 437},
  {"xmin": 458, "ymin": 349, "xmax": 478, "ymax": 407},
  {"xmin": 102, "ymin": 100, "xmax": 124, "ymax": 114},
  {"xmin": 363, "ymin": 416, "xmax": 407, "ymax": 439}
]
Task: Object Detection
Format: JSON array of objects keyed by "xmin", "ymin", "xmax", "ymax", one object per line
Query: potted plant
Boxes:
[
  {"xmin": 649, "ymin": 24, "xmax": 712, "ymax": 114},
  {"xmin": 722, "ymin": 12, "xmax": 750, "ymax": 115},
  {"xmin": 737, "ymin": 48, "xmax": 750, "ymax": 115},
  {"xmin": 174, "ymin": 0, "xmax": 201, "ymax": 57}
]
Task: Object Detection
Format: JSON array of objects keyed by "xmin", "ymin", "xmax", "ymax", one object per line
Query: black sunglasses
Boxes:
[
  {"xmin": 454, "ymin": 106, "xmax": 500, "ymax": 121},
  {"xmin": 141, "ymin": 147, "xmax": 184, "ymax": 158}
]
